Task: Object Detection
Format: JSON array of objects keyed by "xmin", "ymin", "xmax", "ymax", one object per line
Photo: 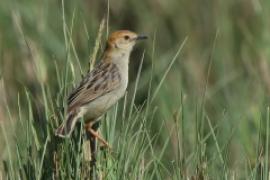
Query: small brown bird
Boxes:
[{"xmin": 55, "ymin": 30, "xmax": 147, "ymax": 145}]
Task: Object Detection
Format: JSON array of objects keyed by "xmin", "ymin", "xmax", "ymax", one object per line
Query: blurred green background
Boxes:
[{"xmin": 1, "ymin": 0, "xmax": 270, "ymax": 179}]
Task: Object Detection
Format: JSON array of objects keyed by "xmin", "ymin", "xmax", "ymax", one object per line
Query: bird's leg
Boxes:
[
  {"xmin": 85, "ymin": 120, "xmax": 111, "ymax": 179},
  {"xmin": 85, "ymin": 121, "xmax": 100, "ymax": 180},
  {"xmin": 85, "ymin": 122, "xmax": 111, "ymax": 149}
]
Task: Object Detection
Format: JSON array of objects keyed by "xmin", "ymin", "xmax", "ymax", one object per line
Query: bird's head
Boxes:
[{"xmin": 106, "ymin": 30, "xmax": 147, "ymax": 53}]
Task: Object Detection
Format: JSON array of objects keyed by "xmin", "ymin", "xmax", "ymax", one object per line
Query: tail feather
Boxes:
[{"xmin": 55, "ymin": 111, "xmax": 78, "ymax": 138}]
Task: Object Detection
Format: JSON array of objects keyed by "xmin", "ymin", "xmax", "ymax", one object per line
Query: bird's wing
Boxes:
[{"xmin": 67, "ymin": 61, "xmax": 121, "ymax": 111}]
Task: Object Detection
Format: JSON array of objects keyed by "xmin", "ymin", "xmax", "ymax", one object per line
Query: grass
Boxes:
[
  {"xmin": 1, "ymin": 0, "xmax": 270, "ymax": 179},
  {"xmin": 1, "ymin": 37, "xmax": 188, "ymax": 179}
]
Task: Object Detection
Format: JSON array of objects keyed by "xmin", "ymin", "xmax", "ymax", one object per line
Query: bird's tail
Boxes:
[{"xmin": 55, "ymin": 111, "xmax": 79, "ymax": 138}]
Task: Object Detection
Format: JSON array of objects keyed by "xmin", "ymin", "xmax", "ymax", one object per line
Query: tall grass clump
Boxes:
[{"xmin": 0, "ymin": 24, "xmax": 190, "ymax": 179}]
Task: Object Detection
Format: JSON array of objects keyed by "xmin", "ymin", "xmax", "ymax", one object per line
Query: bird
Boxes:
[{"xmin": 55, "ymin": 30, "xmax": 147, "ymax": 146}]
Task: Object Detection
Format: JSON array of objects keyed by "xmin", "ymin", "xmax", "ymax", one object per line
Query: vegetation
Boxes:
[{"xmin": 0, "ymin": 0, "xmax": 270, "ymax": 179}]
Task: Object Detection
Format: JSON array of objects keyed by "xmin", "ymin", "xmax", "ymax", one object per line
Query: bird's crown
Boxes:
[{"xmin": 106, "ymin": 30, "xmax": 147, "ymax": 50}]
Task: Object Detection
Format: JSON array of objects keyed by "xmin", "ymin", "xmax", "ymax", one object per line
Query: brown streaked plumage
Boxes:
[{"xmin": 55, "ymin": 30, "xmax": 147, "ymax": 139}]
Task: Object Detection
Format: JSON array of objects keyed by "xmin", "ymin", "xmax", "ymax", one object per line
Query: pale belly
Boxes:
[
  {"xmin": 78, "ymin": 59, "xmax": 129, "ymax": 123},
  {"xmin": 80, "ymin": 85, "xmax": 126, "ymax": 122}
]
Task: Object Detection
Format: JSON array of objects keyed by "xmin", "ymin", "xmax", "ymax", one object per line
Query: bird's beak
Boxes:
[{"xmin": 136, "ymin": 35, "xmax": 148, "ymax": 41}]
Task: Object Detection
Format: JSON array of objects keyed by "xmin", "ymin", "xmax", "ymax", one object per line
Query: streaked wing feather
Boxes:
[{"xmin": 67, "ymin": 62, "xmax": 121, "ymax": 110}]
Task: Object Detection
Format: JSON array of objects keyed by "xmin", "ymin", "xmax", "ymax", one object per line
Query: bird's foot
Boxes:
[{"xmin": 85, "ymin": 124, "xmax": 112, "ymax": 150}]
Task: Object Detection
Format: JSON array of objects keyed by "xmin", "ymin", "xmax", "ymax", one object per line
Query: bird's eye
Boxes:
[{"xmin": 124, "ymin": 35, "xmax": 130, "ymax": 40}]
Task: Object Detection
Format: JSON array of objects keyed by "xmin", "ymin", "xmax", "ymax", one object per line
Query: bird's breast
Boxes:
[
  {"xmin": 82, "ymin": 84, "xmax": 127, "ymax": 120},
  {"xmin": 82, "ymin": 62, "xmax": 129, "ymax": 121}
]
